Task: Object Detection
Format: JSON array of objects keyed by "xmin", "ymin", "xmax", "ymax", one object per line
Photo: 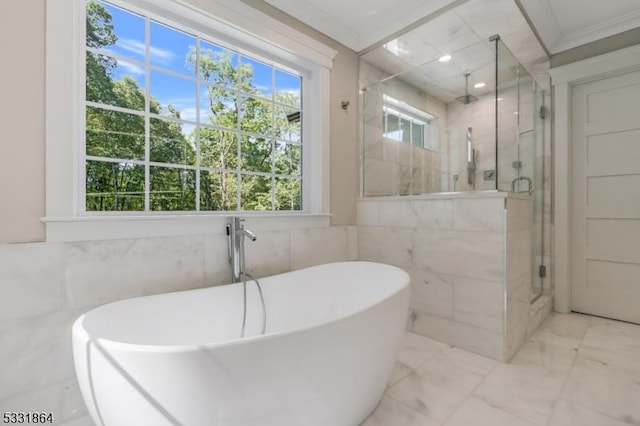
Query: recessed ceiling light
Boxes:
[
  {"xmin": 438, "ymin": 55, "xmax": 452, "ymax": 62},
  {"xmin": 474, "ymin": 82, "xmax": 486, "ymax": 88},
  {"xmin": 383, "ymin": 40, "xmax": 402, "ymax": 56}
]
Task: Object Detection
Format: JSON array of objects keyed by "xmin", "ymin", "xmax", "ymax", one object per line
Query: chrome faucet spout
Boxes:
[
  {"xmin": 242, "ymin": 228, "xmax": 257, "ymax": 242},
  {"xmin": 227, "ymin": 217, "xmax": 257, "ymax": 283}
]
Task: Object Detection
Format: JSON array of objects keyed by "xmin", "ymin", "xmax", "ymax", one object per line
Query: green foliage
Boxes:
[{"xmin": 85, "ymin": 1, "xmax": 302, "ymax": 212}]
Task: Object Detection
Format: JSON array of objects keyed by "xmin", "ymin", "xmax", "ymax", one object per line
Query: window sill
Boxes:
[{"xmin": 42, "ymin": 213, "xmax": 331, "ymax": 242}]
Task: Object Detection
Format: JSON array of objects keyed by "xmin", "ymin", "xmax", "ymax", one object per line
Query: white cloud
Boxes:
[
  {"xmin": 178, "ymin": 107, "xmax": 197, "ymax": 123},
  {"xmin": 276, "ymin": 88, "xmax": 301, "ymax": 95},
  {"xmin": 117, "ymin": 38, "xmax": 176, "ymax": 65},
  {"xmin": 118, "ymin": 61, "xmax": 144, "ymax": 76}
]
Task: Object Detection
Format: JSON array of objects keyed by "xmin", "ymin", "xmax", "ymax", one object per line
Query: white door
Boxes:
[{"xmin": 571, "ymin": 69, "xmax": 640, "ymax": 324}]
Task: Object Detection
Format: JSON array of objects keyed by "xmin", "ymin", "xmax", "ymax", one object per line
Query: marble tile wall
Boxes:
[
  {"xmin": 361, "ymin": 61, "xmax": 449, "ymax": 196},
  {"xmin": 506, "ymin": 197, "xmax": 533, "ymax": 360},
  {"xmin": 357, "ymin": 195, "xmax": 508, "ymax": 360},
  {"xmin": 0, "ymin": 225, "xmax": 357, "ymax": 425},
  {"xmin": 357, "ymin": 194, "xmax": 546, "ymax": 362},
  {"xmin": 446, "ymin": 93, "xmax": 498, "ymax": 192}
]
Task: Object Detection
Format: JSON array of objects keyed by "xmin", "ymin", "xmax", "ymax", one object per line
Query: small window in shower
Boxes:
[{"xmin": 382, "ymin": 95, "xmax": 438, "ymax": 151}]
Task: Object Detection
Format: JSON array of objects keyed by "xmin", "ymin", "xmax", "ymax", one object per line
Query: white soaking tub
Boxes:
[{"xmin": 72, "ymin": 261, "xmax": 410, "ymax": 426}]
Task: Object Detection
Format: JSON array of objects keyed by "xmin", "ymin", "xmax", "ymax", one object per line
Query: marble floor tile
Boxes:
[
  {"xmin": 0, "ymin": 383, "xmax": 61, "ymax": 417},
  {"xmin": 396, "ymin": 332, "xmax": 450, "ymax": 370},
  {"xmin": 388, "ymin": 362, "xmax": 413, "ymax": 388},
  {"xmin": 561, "ymin": 354, "xmax": 640, "ymax": 425},
  {"xmin": 58, "ymin": 415, "xmax": 94, "ymax": 426},
  {"xmin": 360, "ymin": 395, "xmax": 439, "ymax": 426},
  {"xmin": 376, "ymin": 313, "xmax": 640, "ymax": 426},
  {"xmin": 512, "ymin": 321, "xmax": 581, "ymax": 371},
  {"xmin": 548, "ymin": 400, "xmax": 631, "ymax": 426},
  {"xmin": 441, "ymin": 347, "xmax": 498, "ymax": 376},
  {"xmin": 473, "ymin": 360, "xmax": 568, "ymax": 425},
  {"xmin": 444, "ymin": 396, "xmax": 536, "ymax": 426},
  {"xmin": 387, "ymin": 348, "xmax": 495, "ymax": 423},
  {"xmin": 538, "ymin": 312, "xmax": 591, "ymax": 343},
  {"xmin": 579, "ymin": 317, "xmax": 640, "ymax": 372}
]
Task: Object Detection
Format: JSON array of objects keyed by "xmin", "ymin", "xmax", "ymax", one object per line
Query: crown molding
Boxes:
[{"xmin": 553, "ymin": 9, "xmax": 640, "ymax": 53}]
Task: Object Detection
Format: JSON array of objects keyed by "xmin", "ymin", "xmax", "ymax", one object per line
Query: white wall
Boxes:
[{"xmin": 0, "ymin": 0, "xmax": 46, "ymax": 242}]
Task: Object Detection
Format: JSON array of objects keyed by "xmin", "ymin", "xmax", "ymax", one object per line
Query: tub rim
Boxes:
[{"xmin": 72, "ymin": 261, "xmax": 410, "ymax": 354}]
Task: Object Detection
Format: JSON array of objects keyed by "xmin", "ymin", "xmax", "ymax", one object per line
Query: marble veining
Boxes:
[
  {"xmin": 358, "ymin": 226, "xmax": 414, "ymax": 267},
  {"xmin": 0, "ymin": 310, "xmax": 79, "ymax": 400},
  {"xmin": 0, "ymin": 243, "xmax": 65, "ymax": 322},
  {"xmin": 64, "ymin": 236, "xmax": 207, "ymax": 309},
  {"xmin": 413, "ymin": 228, "xmax": 504, "ymax": 282},
  {"xmin": 387, "ymin": 347, "xmax": 496, "ymax": 423},
  {"xmin": 362, "ymin": 313, "xmax": 640, "ymax": 426},
  {"xmin": 361, "ymin": 395, "xmax": 439, "ymax": 426},
  {"xmin": 408, "ymin": 268, "xmax": 455, "ymax": 319}
]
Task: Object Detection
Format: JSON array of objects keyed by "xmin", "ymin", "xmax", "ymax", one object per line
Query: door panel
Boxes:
[{"xmin": 571, "ymin": 70, "xmax": 640, "ymax": 324}]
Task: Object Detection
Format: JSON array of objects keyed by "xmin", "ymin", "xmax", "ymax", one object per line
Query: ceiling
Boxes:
[
  {"xmin": 263, "ymin": 0, "xmax": 640, "ymax": 55},
  {"xmin": 263, "ymin": 0, "xmax": 640, "ymax": 104},
  {"xmin": 518, "ymin": 0, "xmax": 640, "ymax": 53},
  {"xmin": 263, "ymin": 0, "xmax": 467, "ymax": 52},
  {"xmin": 358, "ymin": 0, "xmax": 547, "ymax": 101}
]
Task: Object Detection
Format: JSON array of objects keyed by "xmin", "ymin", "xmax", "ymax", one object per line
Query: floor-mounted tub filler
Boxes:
[{"xmin": 72, "ymin": 261, "xmax": 410, "ymax": 426}]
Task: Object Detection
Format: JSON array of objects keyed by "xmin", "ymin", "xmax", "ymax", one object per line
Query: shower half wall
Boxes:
[{"xmin": 359, "ymin": 38, "xmax": 551, "ymax": 361}]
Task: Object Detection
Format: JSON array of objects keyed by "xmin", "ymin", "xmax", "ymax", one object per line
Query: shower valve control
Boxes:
[{"xmin": 483, "ymin": 169, "xmax": 496, "ymax": 181}]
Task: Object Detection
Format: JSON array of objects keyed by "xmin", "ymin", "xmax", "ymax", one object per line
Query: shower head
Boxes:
[
  {"xmin": 456, "ymin": 73, "xmax": 479, "ymax": 104},
  {"xmin": 456, "ymin": 94, "xmax": 479, "ymax": 104}
]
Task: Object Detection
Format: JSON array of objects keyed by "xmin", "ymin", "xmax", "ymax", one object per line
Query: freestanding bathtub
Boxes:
[{"xmin": 72, "ymin": 261, "xmax": 410, "ymax": 426}]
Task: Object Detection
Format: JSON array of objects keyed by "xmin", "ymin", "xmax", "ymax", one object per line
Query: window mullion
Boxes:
[
  {"xmin": 271, "ymin": 67, "xmax": 276, "ymax": 211},
  {"xmin": 235, "ymin": 58, "xmax": 242, "ymax": 211},
  {"xmin": 195, "ymin": 38, "xmax": 201, "ymax": 212},
  {"xmin": 144, "ymin": 16, "xmax": 151, "ymax": 212}
]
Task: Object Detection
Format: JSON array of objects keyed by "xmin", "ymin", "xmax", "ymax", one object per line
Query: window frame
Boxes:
[
  {"xmin": 382, "ymin": 95, "xmax": 438, "ymax": 151},
  {"xmin": 45, "ymin": 0, "xmax": 336, "ymax": 241}
]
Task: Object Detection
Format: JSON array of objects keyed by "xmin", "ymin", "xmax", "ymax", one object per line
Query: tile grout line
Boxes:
[
  {"xmin": 382, "ymin": 338, "xmax": 457, "ymax": 424},
  {"xmin": 387, "ymin": 336, "xmax": 452, "ymax": 390},
  {"xmin": 408, "ymin": 341, "xmax": 454, "ymax": 373},
  {"xmin": 544, "ymin": 315, "xmax": 595, "ymax": 425},
  {"xmin": 554, "ymin": 315, "xmax": 639, "ymax": 425},
  {"xmin": 439, "ymin": 361, "xmax": 503, "ymax": 426},
  {"xmin": 381, "ymin": 392, "xmax": 439, "ymax": 424},
  {"xmin": 554, "ymin": 315, "xmax": 593, "ymax": 399}
]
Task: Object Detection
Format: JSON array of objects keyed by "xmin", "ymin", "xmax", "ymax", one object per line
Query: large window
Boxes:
[
  {"xmin": 84, "ymin": 0, "xmax": 302, "ymax": 212},
  {"xmin": 382, "ymin": 95, "xmax": 439, "ymax": 151}
]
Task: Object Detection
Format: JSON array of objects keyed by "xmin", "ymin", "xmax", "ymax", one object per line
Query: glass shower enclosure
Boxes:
[{"xmin": 361, "ymin": 36, "xmax": 547, "ymax": 301}]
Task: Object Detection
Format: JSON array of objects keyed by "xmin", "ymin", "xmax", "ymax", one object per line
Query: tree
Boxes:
[
  {"xmin": 85, "ymin": 0, "xmax": 302, "ymax": 212},
  {"xmin": 189, "ymin": 47, "xmax": 301, "ymax": 211},
  {"xmin": 85, "ymin": 0, "xmax": 192, "ymax": 211}
]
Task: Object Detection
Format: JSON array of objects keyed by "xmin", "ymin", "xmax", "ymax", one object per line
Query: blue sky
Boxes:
[{"xmin": 94, "ymin": 0, "xmax": 301, "ymax": 132}]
